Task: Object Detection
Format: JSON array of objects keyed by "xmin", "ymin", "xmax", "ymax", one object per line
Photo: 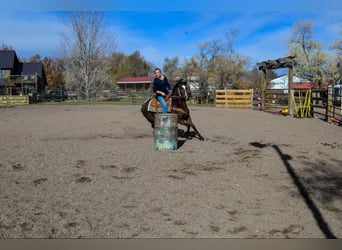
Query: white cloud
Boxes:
[{"xmin": 1, "ymin": 10, "xmax": 341, "ymax": 67}]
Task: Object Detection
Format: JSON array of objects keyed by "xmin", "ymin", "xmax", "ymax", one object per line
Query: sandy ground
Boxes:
[{"xmin": 0, "ymin": 104, "xmax": 341, "ymax": 238}]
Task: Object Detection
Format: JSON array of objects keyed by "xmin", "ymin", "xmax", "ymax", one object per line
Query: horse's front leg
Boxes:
[
  {"xmin": 178, "ymin": 119, "xmax": 191, "ymax": 138},
  {"xmin": 186, "ymin": 117, "xmax": 205, "ymax": 141}
]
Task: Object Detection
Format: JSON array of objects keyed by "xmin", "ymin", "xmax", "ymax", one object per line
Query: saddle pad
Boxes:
[{"xmin": 147, "ymin": 98, "xmax": 172, "ymax": 113}]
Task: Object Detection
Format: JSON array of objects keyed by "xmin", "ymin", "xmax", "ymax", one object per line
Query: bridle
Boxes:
[{"xmin": 170, "ymin": 83, "xmax": 188, "ymax": 100}]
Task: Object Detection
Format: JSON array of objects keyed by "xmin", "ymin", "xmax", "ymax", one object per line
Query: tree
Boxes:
[
  {"xmin": 162, "ymin": 56, "xmax": 179, "ymax": 82},
  {"xmin": 110, "ymin": 52, "xmax": 129, "ymax": 82},
  {"xmin": 126, "ymin": 51, "xmax": 151, "ymax": 77},
  {"xmin": 187, "ymin": 29, "xmax": 249, "ymax": 90},
  {"xmin": 110, "ymin": 50, "xmax": 151, "ymax": 84},
  {"xmin": 58, "ymin": 11, "xmax": 116, "ymax": 101},
  {"xmin": 330, "ymin": 23, "xmax": 342, "ymax": 83},
  {"xmin": 0, "ymin": 43, "xmax": 14, "ymax": 50},
  {"xmin": 182, "ymin": 49, "xmax": 209, "ymax": 95},
  {"xmin": 29, "ymin": 54, "xmax": 41, "ymax": 63},
  {"xmin": 286, "ymin": 20, "xmax": 327, "ymax": 83},
  {"xmin": 41, "ymin": 57, "xmax": 65, "ymax": 90}
]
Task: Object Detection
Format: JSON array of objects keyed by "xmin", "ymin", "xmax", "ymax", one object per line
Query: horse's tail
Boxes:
[{"xmin": 141, "ymin": 98, "xmax": 155, "ymax": 128}]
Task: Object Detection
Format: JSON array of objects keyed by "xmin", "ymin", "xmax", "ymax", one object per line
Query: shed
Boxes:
[
  {"xmin": 116, "ymin": 76, "xmax": 153, "ymax": 94},
  {"xmin": 271, "ymin": 74, "xmax": 309, "ymax": 89}
]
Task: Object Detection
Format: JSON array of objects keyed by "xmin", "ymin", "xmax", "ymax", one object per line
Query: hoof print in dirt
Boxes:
[
  {"xmin": 76, "ymin": 176, "xmax": 92, "ymax": 183},
  {"xmin": 174, "ymin": 220, "xmax": 187, "ymax": 226},
  {"xmin": 100, "ymin": 164, "xmax": 118, "ymax": 170},
  {"xmin": 182, "ymin": 229, "xmax": 199, "ymax": 235},
  {"xmin": 12, "ymin": 164, "xmax": 26, "ymax": 171},
  {"xmin": 33, "ymin": 178, "xmax": 48, "ymax": 186},
  {"xmin": 227, "ymin": 226, "xmax": 247, "ymax": 234},
  {"xmin": 210, "ymin": 225, "xmax": 221, "ymax": 232},
  {"xmin": 20, "ymin": 222, "xmax": 34, "ymax": 236},
  {"xmin": 75, "ymin": 160, "xmax": 86, "ymax": 168},
  {"xmin": 121, "ymin": 166, "xmax": 137, "ymax": 173},
  {"xmin": 268, "ymin": 224, "xmax": 304, "ymax": 238},
  {"xmin": 167, "ymin": 174, "xmax": 186, "ymax": 180},
  {"xmin": 65, "ymin": 222, "xmax": 78, "ymax": 228}
]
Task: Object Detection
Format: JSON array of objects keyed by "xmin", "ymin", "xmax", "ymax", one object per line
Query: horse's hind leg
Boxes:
[
  {"xmin": 181, "ymin": 118, "xmax": 204, "ymax": 141},
  {"xmin": 190, "ymin": 123, "xmax": 204, "ymax": 140}
]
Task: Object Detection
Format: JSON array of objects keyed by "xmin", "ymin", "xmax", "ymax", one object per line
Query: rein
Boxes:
[
  {"xmin": 169, "ymin": 95, "xmax": 186, "ymax": 99},
  {"xmin": 169, "ymin": 83, "xmax": 188, "ymax": 100}
]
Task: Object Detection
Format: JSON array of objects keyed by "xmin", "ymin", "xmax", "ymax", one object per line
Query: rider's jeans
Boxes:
[{"xmin": 157, "ymin": 95, "xmax": 168, "ymax": 113}]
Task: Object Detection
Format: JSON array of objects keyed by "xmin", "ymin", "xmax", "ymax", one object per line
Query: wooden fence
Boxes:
[
  {"xmin": 327, "ymin": 87, "xmax": 342, "ymax": 124},
  {"xmin": 263, "ymin": 89, "xmax": 288, "ymax": 113},
  {"xmin": 215, "ymin": 89, "xmax": 254, "ymax": 108},
  {"xmin": 0, "ymin": 95, "xmax": 29, "ymax": 107},
  {"xmin": 262, "ymin": 88, "xmax": 341, "ymax": 124}
]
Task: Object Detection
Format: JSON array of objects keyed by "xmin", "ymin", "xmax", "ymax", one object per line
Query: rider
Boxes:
[{"xmin": 153, "ymin": 68, "xmax": 171, "ymax": 113}]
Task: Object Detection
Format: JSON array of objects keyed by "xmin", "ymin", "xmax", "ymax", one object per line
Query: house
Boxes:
[
  {"xmin": 270, "ymin": 74, "xmax": 331, "ymax": 90},
  {"xmin": 116, "ymin": 76, "xmax": 153, "ymax": 94},
  {"xmin": 0, "ymin": 50, "xmax": 47, "ymax": 97},
  {"xmin": 271, "ymin": 74, "xmax": 310, "ymax": 89},
  {"xmin": 173, "ymin": 71, "xmax": 201, "ymax": 91}
]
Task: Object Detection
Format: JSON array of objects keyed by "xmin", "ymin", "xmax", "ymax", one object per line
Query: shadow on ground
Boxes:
[{"xmin": 250, "ymin": 141, "xmax": 338, "ymax": 239}]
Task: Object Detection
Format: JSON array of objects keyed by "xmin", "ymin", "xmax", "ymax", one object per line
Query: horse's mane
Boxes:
[{"xmin": 172, "ymin": 79, "xmax": 187, "ymax": 96}]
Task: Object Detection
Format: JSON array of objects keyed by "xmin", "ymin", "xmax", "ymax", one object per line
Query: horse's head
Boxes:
[{"xmin": 172, "ymin": 79, "xmax": 189, "ymax": 100}]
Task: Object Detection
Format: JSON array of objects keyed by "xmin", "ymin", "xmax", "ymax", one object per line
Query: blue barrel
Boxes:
[{"xmin": 154, "ymin": 113, "xmax": 178, "ymax": 150}]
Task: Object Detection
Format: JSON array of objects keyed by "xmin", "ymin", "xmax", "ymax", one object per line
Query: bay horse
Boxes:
[{"xmin": 141, "ymin": 79, "xmax": 205, "ymax": 141}]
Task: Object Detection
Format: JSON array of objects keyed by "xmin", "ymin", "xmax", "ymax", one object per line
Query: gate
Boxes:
[
  {"xmin": 311, "ymin": 89, "xmax": 328, "ymax": 121},
  {"xmin": 215, "ymin": 89, "xmax": 253, "ymax": 108}
]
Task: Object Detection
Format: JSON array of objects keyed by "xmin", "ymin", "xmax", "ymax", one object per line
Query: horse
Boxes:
[{"xmin": 141, "ymin": 79, "xmax": 205, "ymax": 141}]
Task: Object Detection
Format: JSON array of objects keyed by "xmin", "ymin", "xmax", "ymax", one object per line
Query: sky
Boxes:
[{"xmin": 1, "ymin": 0, "xmax": 342, "ymax": 71}]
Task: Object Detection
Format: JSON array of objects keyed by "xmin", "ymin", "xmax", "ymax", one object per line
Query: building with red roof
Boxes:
[{"xmin": 116, "ymin": 76, "xmax": 153, "ymax": 94}]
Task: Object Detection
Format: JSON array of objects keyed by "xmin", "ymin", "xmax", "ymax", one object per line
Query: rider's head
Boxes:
[{"xmin": 154, "ymin": 68, "xmax": 162, "ymax": 79}]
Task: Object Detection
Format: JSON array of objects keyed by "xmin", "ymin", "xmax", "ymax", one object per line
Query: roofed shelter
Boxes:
[
  {"xmin": 0, "ymin": 50, "xmax": 47, "ymax": 100},
  {"xmin": 257, "ymin": 56, "xmax": 296, "ymax": 115},
  {"xmin": 116, "ymin": 76, "xmax": 153, "ymax": 94}
]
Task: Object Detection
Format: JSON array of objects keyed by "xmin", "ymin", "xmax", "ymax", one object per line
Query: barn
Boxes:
[
  {"xmin": 116, "ymin": 76, "xmax": 153, "ymax": 94},
  {"xmin": 0, "ymin": 50, "xmax": 47, "ymax": 98}
]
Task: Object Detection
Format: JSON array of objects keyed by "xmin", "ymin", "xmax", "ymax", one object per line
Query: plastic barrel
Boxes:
[{"xmin": 154, "ymin": 113, "xmax": 178, "ymax": 150}]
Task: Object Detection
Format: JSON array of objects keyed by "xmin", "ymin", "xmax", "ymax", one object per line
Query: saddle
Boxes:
[{"xmin": 147, "ymin": 97, "xmax": 172, "ymax": 113}]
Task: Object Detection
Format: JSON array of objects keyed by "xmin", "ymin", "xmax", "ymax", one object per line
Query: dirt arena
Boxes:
[{"xmin": 0, "ymin": 104, "xmax": 341, "ymax": 238}]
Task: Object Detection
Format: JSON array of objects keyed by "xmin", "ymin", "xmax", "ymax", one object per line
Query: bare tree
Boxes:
[
  {"xmin": 182, "ymin": 45, "xmax": 210, "ymax": 94},
  {"xmin": 203, "ymin": 30, "xmax": 249, "ymax": 89},
  {"xmin": 330, "ymin": 23, "xmax": 342, "ymax": 83},
  {"xmin": 162, "ymin": 56, "xmax": 179, "ymax": 82},
  {"xmin": 58, "ymin": 11, "xmax": 116, "ymax": 102},
  {"xmin": 286, "ymin": 20, "xmax": 327, "ymax": 83},
  {"xmin": 0, "ymin": 43, "xmax": 14, "ymax": 50}
]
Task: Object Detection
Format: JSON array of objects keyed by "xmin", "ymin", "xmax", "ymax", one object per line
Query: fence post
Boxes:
[
  {"xmin": 327, "ymin": 87, "xmax": 333, "ymax": 122},
  {"xmin": 6, "ymin": 95, "xmax": 10, "ymax": 108},
  {"xmin": 288, "ymin": 67, "xmax": 294, "ymax": 116},
  {"xmin": 340, "ymin": 89, "xmax": 342, "ymax": 124},
  {"xmin": 131, "ymin": 92, "xmax": 137, "ymax": 105},
  {"xmin": 261, "ymin": 70, "xmax": 266, "ymax": 110}
]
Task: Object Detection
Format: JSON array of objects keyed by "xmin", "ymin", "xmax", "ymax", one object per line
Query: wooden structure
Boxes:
[
  {"xmin": 263, "ymin": 86, "xmax": 313, "ymax": 118},
  {"xmin": 0, "ymin": 50, "xmax": 46, "ymax": 99},
  {"xmin": 215, "ymin": 89, "xmax": 254, "ymax": 108},
  {"xmin": 291, "ymin": 89, "xmax": 312, "ymax": 118},
  {"xmin": 257, "ymin": 56, "xmax": 296, "ymax": 115},
  {"xmin": 0, "ymin": 95, "xmax": 29, "ymax": 107},
  {"xmin": 116, "ymin": 76, "xmax": 153, "ymax": 94},
  {"xmin": 263, "ymin": 89, "xmax": 288, "ymax": 112}
]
